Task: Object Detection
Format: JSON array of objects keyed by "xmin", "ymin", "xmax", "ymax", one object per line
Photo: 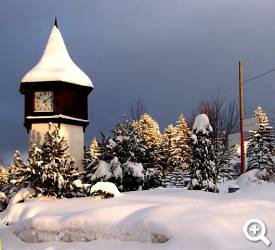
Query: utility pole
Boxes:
[{"xmin": 239, "ymin": 61, "xmax": 245, "ymax": 174}]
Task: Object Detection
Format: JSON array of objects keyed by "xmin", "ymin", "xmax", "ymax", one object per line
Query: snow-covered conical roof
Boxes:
[{"xmin": 22, "ymin": 22, "xmax": 93, "ymax": 88}]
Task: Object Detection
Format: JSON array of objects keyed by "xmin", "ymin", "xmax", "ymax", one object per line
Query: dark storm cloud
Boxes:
[{"xmin": 1, "ymin": 0, "xmax": 275, "ymax": 163}]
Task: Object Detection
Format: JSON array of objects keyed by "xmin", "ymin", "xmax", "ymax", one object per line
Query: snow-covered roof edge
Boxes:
[{"xmin": 21, "ymin": 21, "xmax": 93, "ymax": 88}]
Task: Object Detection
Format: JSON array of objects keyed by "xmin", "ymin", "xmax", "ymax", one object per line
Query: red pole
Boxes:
[{"xmin": 239, "ymin": 61, "xmax": 245, "ymax": 174}]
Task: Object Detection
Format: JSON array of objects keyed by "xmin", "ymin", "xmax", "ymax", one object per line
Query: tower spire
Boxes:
[{"xmin": 54, "ymin": 17, "xmax": 58, "ymax": 28}]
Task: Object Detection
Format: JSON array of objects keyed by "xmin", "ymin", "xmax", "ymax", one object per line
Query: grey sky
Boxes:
[{"xmin": 1, "ymin": 0, "xmax": 275, "ymax": 163}]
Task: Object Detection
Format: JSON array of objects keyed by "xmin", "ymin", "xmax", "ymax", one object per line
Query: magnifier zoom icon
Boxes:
[{"xmin": 243, "ymin": 219, "xmax": 271, "ymax": 247}]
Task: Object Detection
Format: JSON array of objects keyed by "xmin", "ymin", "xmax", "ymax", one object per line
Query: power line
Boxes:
[{"xmin": 244, "ymin": 67, "xmax": 275, "ymax": 83}]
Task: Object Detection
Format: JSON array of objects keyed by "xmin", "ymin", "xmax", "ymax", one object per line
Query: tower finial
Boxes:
[{"xmin": 54, "ymin": 17, "xmax": 58, "ymax": 28}]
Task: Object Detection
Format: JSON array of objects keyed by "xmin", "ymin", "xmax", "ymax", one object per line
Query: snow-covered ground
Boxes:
[{"xmin": 1, "ymin": 180, "xmax": 275, "ymax": 250}]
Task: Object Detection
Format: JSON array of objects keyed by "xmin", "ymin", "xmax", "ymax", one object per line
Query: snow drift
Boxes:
[{"xmin": 2, "ymin": 181, "xmax": 275, "ymax": 250}]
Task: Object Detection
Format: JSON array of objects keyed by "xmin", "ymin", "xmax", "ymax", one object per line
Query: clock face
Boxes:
[{"xmin": 34, "ymin": 91, "xmax": 53, "ymax": 112}]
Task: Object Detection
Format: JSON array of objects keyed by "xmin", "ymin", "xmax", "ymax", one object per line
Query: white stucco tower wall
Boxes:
[{"xmin": 30, "ymin": 123, "xmax": 85, "ymax": 171}]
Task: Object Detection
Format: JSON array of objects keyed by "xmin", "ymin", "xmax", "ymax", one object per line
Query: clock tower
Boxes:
[{"xmin": 20, "ymin": 19, "xmax": 94, "ymax": 170}]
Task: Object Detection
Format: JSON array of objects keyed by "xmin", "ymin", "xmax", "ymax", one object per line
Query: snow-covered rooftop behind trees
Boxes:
[
  {"xmin": 192, "ymin": 113, "xmax": 213, "ymax": 134},
  {"xmin": 21, "ymin": 23, "xmax": 93, "ymax": 88}
]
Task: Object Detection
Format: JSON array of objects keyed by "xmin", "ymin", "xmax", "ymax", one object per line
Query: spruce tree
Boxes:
[
  {"xmin": 132, "ymin": 113, "xmax": 162, "ymax": 172},
  {"xmin": 0, "ymin": 166, "xmax": 8, "ymax": 192},
  {"xmin": 90, "ymin": 118, "xmax": 162, "ymax": 191},
  {"xmin": 132, "ymin": 113, "xmax": 162, "ymax": 149},
  {"xmin": 10, "ymin": 124, "xmax": 81, "ymax": 198},
  {"xmin": 247, "ymin": 107, "xmax": 275, "ymax": 181},
  {"xmin": 189, "ymin": 114, "xmax": 218, "ymax": 192},
  {"xmin": 90, "ymin": 137, "xmax": 100, "ymax": 160},
  {"xmin": 160, "ymin": 116, "xmax": 191, "ymax": 188},
  {"xmin": 174, "ymin": 114, "xmax": 191, "ymax": 170},
  {"xmin": 217, "ymin": 143, "xmax": 240, "ymax": 182},
  {"xmin": 90, "ymin": 119, "xmax": 146, "ymax": 191},
  {"xmin": 84, "ymin": 137, "xmax": 100, "ymax": 183},
  {"xmin": 158, "ymin": 124, "xmax": 178, "ymax": 171},
  {"xmin": 9, "ymin": 150, "xmax": 32, "ymax": 194},
  {"xmin": 163, "ymin": 166, "xmax": 187, "ymax": 188}
]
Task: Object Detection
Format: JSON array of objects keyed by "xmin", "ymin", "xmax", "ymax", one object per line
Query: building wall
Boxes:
[{"xmin": 30, "ymin": 123, "xmax": 84, "ymax": 171}]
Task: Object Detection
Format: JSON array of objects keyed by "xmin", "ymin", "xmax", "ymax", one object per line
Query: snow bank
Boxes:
[
  {"xmin": 2, "ymin": 185, "xmax": 275, "ymax": 249},
  {"xmin": 236, "ymin": 169, "xmax": 266, "ymax": 188},
  {"xmin": 192, "ymin": 113, "xmax": 213, "ymax": 134},
  {"xmin": 7, "ymin": 188, "xmax": 36, "ymax": 208}
]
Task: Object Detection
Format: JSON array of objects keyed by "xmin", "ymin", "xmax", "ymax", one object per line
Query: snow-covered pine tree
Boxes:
[
  {"xmin": 90, "ymin": 137, "xmax": 100, "ymax": 160},
  {"xmin": 122, "ymin": 161, "xmax": 144, "ymax": 191},
  {"xmin": 9, "ymin": 150, "xmax": 32, "ymax": 194},
  {"xmin": 159, "ymin": 124, "xmax": 181, "ymax": 187},
  {"xmin": 132, "ymin": 113, "xmax": 163, "ymax": 186},
  {"xmin": 0, "ymin": 166, "xmax": 8, "ymax": 191},
  {"xmin": 37, "ymin": 123, "xmax": 81, "ymax": 197},
  {"xmin": 90, "ymin": 118, "xmax": 162, "ymax": 191},
  {"xmin": 83, "ymin": 137, "xmax": 100, "ymax": 183},
  {"xmin": 100, "ymin": 118, "xmax": 146, "ymax": 164},
  {"xmin": 132, "ymin": 113, "xmax": 162, "ymax": 150},
  {"xmin": 217, "ymin": 142, "xmax": 240, "ymax": 182},
  {"xmin": 158, "ymin": 124, "xmax": 178, "ymax": 171},
  {"xmin": 163, "ymin": 166, "xmax": 187, "ymax": 188},
  {"xmin": 246, "ymin": 107, "xmax": 275, "ymax": 181},
  {"xmin": 90, "ymin": 119, "xmax": 146, "ymax": 191},
  {"xmin": 160, "ymin": 118, "xmax": 191, "ymax": 188},
  {"xmin": 188, "ymin": 114, "xmax": 219, "ymax": 192},
  {"xmin": 173, "ymin": 114, "xmax": 192, "ymax": 170},
  {"xmin": 10, "ymin": 124, "xmax": 82, "ymax": 198}
]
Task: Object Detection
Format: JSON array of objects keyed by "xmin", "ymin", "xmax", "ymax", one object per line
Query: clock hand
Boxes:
[{"xmin": 43, "ymin": 96, "xmax": 52, "ymax": 104}]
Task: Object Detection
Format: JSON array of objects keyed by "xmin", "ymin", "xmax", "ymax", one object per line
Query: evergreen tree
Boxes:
[
  {"xmin": 174, "ymin": 114, "xmax": 192, "ymax": 170},
  {"xmin": 132, "ymin": 113, "xmax": 162, "ymax": 173},
  {"xmin": 89, "ymin": 118, "xmax": 162, "ymax": 191},
  {"xmin": 158, "ymin": 124, "xmax": 178, "ymax": 172},
  {"xmin": 162, "ymin": 166, "xmax": 188, "ymax": 188},
  {"xmin": 247, "ymin": 107, "xmax": 275, "ymax": 181},
  {"xmin": 159, "ymin": 116, "xmax": 191, "ymax": 188},
  {"xmin": 217, "ymin": 143, "xmax": 240, "ymax": 182},
  {"xmin": 90, "ymin": 137, "xmax": 100, "ymax": 160},
  {"xmin": 90, "ymin": 119, "xmax": 146, "ymax": 191},
  {"xmin": 100, "ymin": 119, "xmax": 146, "ymax": 164},
  {"xmin": 10, "ymin": 124, "xmax": 81, "ymax": 198},
  {"xmin": 0, "ymin": 166, "xmax": 8, "ymax": 191},
  {"xmin": 188, "ymin": 114, "xmax": 218, "ymax": 192},
  {"xmin": 9, "ymin": 150, "xmax": 31, "ymax": 194},
  {"xmin": 122, "ymin": 161, "xmax": 144, "ymax": 191},
  {"xmin": 132, "ymin": 113, "xmax": 162, "ymax": 149},
  {"xmin": 84, "ymin": 137, "xmax": 100, "ymax": 183}
]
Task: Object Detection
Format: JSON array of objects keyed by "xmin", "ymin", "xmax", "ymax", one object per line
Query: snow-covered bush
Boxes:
[
  {"xmin": 90, "ymin": 182, "xmax": 121, "ymax": 199},
  {"xmin": 0, "ymin": 191, "xmax": 7, "ymax": 211},
  {"xmin": 90, "ymin": 158, "xmax": 123, "ymax": 190},
  {"xmin": 163, "ymin": 166, "xmax": 188, "ymax": 188},
  {"xmin": 122, "ymin": 161, "xmax": 144, "ymax": 191},
  {"xmin": 236, "ymin": 169, "xmax": 266, "ymax": 188},
  {"xmin": 189, "ymin": 114, "xmax": 219, "ymax": 192},
  {"xmin": 246, "ymin": 107, "xmax": 275, "ymax": 182},
  {"xmin": 143, "ymin": 168, "xmax": 163, "ymax": 190}
]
